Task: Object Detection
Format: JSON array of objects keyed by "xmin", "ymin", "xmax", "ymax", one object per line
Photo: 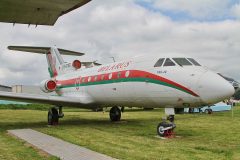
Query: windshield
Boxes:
[
  {"xmin": 163, "ymin": 58, "xmax": 175, "ymax": 66},
  {"xmin": 154, "ymin": 58, "xmax": 165, "ymax": 67},
  {"xmin": 187, "ymin": 58, "xmax": 201, "ymax": 66},
  {"xmin": 172, "ymin": 58, "xmax": 192, "ymax": 66}
]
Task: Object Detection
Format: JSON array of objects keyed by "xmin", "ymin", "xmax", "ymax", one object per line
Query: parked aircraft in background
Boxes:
[
  {"xmin": 0, "ymin": 0, "xmax": 91, "ymax": 26},
  {"xmin": 218, "ymin": 73, "xmax": 239, "ymax": 90},
  {"xmin": 0, "ymin": 46, "xmax": 235, "ymax": 136}
]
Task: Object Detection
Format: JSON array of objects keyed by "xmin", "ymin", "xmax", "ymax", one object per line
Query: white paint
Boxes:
[{"xmin": 0, "ymin": 47, "xmax": 235, "ymax": 109}]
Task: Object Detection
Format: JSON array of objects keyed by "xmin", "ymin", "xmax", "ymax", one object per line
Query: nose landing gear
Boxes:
[
  {"xmin": 157, "ymin": 116, "xmax": 176, "ymax": 137},
  {"xmin": 157, "ymin": 108, "xmax": 176, "ymax": 138}
]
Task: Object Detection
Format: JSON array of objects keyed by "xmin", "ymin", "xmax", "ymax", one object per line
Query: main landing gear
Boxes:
[
  {"xmin": 109, "ymin": 106, "xmax": 122, "ymax": 121},
  {"xmin": 157, "ymin": 108, "xmax": 176, "ymax": 138},
  {"xmin": 48, "ymin": 106, "xmax": 64, "ymax": 125}
]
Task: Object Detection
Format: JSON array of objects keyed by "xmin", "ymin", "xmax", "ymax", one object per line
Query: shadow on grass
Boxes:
[
  {"xmin": 0, "ymin": 117, "xmax": 202, "ymax": 141},
  {"xmin": 0, "ymin": 117, "xmax": 148, "ymax": 132}
]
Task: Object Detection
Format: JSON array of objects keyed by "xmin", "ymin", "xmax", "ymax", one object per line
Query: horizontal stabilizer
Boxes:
[
  {"xmin": 8, "ymin": 46, "xmax": 85, "ymax": 56},
  {"xmin": 82, "ymin": 62, "xmax": 102, "ymax": 66}
]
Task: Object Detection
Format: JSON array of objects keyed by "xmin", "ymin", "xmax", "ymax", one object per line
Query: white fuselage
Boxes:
[{"xmin": 55, "ymin": 56, "xmax": 234, "ymax": 109}]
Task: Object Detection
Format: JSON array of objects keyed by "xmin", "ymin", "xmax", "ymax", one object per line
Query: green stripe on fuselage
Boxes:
[{"xmin": 57, "ymin": 77, "xmax": 193, "ymax": 96}]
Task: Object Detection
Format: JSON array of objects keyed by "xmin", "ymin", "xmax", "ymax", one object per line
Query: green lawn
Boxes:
[{"xmin": 0, "ymin": 105, "xmax": 240, "ymax": 160}]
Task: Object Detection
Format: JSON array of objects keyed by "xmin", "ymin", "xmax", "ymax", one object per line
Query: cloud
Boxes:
[
  {"xmin": 157, "ymin": 0, "xmax": 228, "ymax": 16},
  {"xmin": 0, "ymin": 0, "xmax": 239, "ymax": 87},
  {"xmin": 141, "ymin": 0, "xmax": 235, "ymax": 21},
  {"xmin": 231, "ymin": 3, "xmax": 240, "ymax": 19}
]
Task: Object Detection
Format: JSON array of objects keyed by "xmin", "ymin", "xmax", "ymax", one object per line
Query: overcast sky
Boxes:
[{"xmin": 0, "ymin": 0, "xmax": 240, "ymax": 86}]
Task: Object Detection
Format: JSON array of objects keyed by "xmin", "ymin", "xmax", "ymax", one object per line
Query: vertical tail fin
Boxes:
[
  {"xmin": 8, "ymin": 46, "xmax": 85, "ymax": 78},
  {"xmin": 46, "ymin": 47, "xmax": 64, "ymax": 78}
]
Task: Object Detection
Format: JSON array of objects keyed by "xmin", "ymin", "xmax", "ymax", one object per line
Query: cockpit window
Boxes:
[
  {"xmin": 154, "ymin": 58, "xmax": 165, "ymax": 67},
  {"xmin": 163, "ymin": 58, "xmax": 175, "ymax": 66},
  {"xmin": 172, "ymin": 58, "xmax": 192, "ymax": 66},
  {"xmin": 187, "ymin": 58, "xmax": 201, "ymax": 66}
]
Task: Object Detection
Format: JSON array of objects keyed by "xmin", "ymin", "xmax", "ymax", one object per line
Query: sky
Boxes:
[{"xmin": 0, "ymin": 0, "xmax": 240, "ymax": 86}]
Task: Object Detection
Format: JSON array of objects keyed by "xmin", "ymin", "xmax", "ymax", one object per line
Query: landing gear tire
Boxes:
[
  {"xmin": 48, "ymin": 107, "xmax": 59, "ymax": 125},
  {"xmin": 110, "ymin": 106, "xmax": 121, "ymax": 122},
  {"xmin": 157, "ymin": 113, "xmax": 176, "ymax": 137},
  {"xmin": 157, "ymin": 122, "xmax": 176, "ymax": 137},
  {"xmin": 157, "ymin": 124, "xmax": 165, "ymax": 137}
]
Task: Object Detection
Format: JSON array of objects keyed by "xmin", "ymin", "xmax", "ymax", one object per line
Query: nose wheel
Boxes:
[
  {"xmin": 157, "ymin": 117, "xmax": 176, "ymax": 137},
  {"xmin": 109, "ymin": 106, "xmax": 121, "ymax": 121},
  {"xmin": 157, "ymin": 108, "xmax": 176, "ymax": 138}
]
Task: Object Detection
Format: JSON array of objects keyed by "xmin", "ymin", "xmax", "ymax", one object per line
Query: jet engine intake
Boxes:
[
  {"xmin": 40, "ymin": 79, "xmax": 57, "ymax": 93},
  {"xmin": 72, "ymin": 60, "xmax": 81, "ymax": 70}
]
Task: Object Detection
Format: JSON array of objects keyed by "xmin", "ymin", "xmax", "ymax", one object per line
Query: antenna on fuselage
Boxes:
[{"xmin": 110, "ymin": 56, "xmax": 116, "ymax": 62}]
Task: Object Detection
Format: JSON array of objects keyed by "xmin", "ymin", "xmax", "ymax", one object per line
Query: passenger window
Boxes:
[
  {"xmin": 109, "ymin": 73, "xmax": 112, "ymax": 79},
  {"xmin": 101, "ymin": 75, "xmax": 105, "ymax": 80},
  {"xmin": 163, "ymin": 58, "xmax": 175, "ymax": 66},
  {"xmin": 172, "ymin": 58, "xmax": 192, "ymax": 66},
  {"xmin": 88, "ymin": 77, "xmax": 91, "ymax": 82},
  {"xmin": 82, "ymin": 77, "xmax": 85, "ymax": 83},
  {"xmin": 125, "ymin": 71, "xmax": 130, "ymax": 77},
  {"xmin": 154, "ymin": 58, "xmax": 165, "ymax": 67},
  {"xmin": 94, "ymin": 75, "xmax": 98, "ymax": 81},
  {"xmin": 117, "ymin": 72, "xmax": 121, "ymax": 78},
  {"xmin": 187, "ymin": 58, "xmax": 201, "ymax": 66}
]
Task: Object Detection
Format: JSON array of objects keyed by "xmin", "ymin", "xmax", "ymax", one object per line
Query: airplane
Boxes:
[
  {"xmin": 0, "ymin": 46, "xmax": 235, "ymax": 136},
  {"xmin": 0, "ymin": 0, "xmax": 91, "ymax": 26}
]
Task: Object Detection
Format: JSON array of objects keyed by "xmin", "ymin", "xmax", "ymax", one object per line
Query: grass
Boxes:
[
  {"xmin": 0, "ymin": 108, "xmax": 59, "ymax": 160},
  {"xmin": 0, "ymin": 105, "xmax": 240, "ymax": 160}
]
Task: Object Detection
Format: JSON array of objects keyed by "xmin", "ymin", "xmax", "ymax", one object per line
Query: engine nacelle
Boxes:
[
  {"xmin": 72, "ymin": 60, "xmax": 81, "ymax": 70},
  {"xmin": 40, "ymin": 79, "xmax": 57, "ymax": 93}
]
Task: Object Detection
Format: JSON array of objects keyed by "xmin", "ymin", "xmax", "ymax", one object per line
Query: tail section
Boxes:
[
  {"xmin": 8, "ymin": 46, "xmax": 85, "ymax": 78},
  {"xmin": 46, "ymin": 47, "xmax": 63, "ymax": 78}
]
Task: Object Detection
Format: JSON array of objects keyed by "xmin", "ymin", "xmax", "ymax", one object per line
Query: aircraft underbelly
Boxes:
[
  {"xmin": 85, "ymin": 81, "xmax": 192, "ymax": 107},
  {"xmin": 87, "ymin": 82, "xmax": 136, "ymax": 104},
  {"xmin": 60, "ymin": 87, "xmax": 94, "ymax": 104},
  {"xmin": 136, "ymin": 83, "xmax": 186, "ymax": 107}
]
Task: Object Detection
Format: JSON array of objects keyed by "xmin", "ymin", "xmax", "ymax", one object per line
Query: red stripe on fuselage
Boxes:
[{"xmin": 56, "ymin": 70, "xmax": 199, "ymax": 97}]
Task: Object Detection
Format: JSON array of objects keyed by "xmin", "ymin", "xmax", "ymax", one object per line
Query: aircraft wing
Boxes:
[
  {"xmin": 0, "ymin": 0, "xmax": 91, "ymax": 26},
  {"xmin": 0, "ymin": 91, "xmax": 93, "ymax": 108}
]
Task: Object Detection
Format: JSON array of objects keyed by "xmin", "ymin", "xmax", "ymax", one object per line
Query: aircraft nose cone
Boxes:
[{"xmin": 198, "ymin": 71, "xmax": 235, "ymax": 104}]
